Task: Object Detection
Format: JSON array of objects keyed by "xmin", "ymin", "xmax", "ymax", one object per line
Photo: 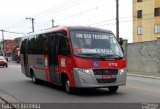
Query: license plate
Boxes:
[{"xmin": 102, "ymin": 75, "xmax": 112, "ymax": 80}]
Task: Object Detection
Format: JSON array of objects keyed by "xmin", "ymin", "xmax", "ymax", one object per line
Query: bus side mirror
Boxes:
[{"xmin": 119, "ymin": 38, "xmax": 123, "ymax": 46}]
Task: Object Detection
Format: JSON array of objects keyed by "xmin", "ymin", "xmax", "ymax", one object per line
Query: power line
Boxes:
[
  {"xmin": 33, "ymin": 0, "xmax": 84, "ymax": 18},
  {"xmin": 35, "ymin": 15, "xmax": 160, "ymax": 32},
  {"xmin": 88, "ymin": 16, "xmax": 160, "ymax": 28},
  {"xmin": 3, "ymin": 0, "xmax": 83, "ymax": 30},
  {"xmin": 3, "ymin": 30, "xmax": 25, "ymax": 35},
  {"xmin": 94, "ymin": 22, "xmax": 116, "ymax": 27},
  {"xmin": 119, "ymin": 16, "xmax": 160, "ymax": 23},
  {"xmin": 87, "ymin": 18, "xmax": 115, "ymax": 26},
  {"xmin": 56, "ymin": 7, "xmax": 98, "ymax": 22},
  {"xmin": 2, "ymin": 0, "xmax": 158, "ymax": 35},
  {"xmin": 0, "ymin": 29, "xmax": 25, "ymax": 55},
  {"xmin": 31, "ymin": 0, "xmax": 76, "ymax": 17},
  {"xmin": 34, "ymin": 6, "xmax": 99, "ymax": 29}
]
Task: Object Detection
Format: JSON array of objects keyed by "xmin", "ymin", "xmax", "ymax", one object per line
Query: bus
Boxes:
[{"xmin": 20, "ymin": 26, "xmax": 127, "ymax": 94}]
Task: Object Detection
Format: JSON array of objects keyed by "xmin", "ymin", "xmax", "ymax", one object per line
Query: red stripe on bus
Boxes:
[
  {"xmin": 44, "ymin": 67, "xmax": 51, "ymax": 83},
  {"xmin": 44, "ymin": 55, "xmax": 51, "ymax": 83}
]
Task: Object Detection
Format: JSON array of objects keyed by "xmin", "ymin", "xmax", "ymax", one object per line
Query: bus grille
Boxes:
[
  {"xmin": 93, "ymin": 69, "xmax": 118, "ymax": 83},
  {"xmin": 96, "ymin": 78, "xmax": 117, "ymax": 83},
  {"xmin": 93, "ymin": 69, "xmax": 118, "ymax": 75}
]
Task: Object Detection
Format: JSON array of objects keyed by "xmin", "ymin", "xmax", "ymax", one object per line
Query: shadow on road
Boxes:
[
  {"xmin": 73, "ymin": 89, "xmax": 121, "ymax": 97},
  {"xmin": 25, "ymin": 79, "xmax": 122, "ymax": 97}
]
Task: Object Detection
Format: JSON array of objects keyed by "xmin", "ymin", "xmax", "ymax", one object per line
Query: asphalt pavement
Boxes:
[{"xmin": 0, "ymin": 62, "xmax": 160, "ymax": 109}]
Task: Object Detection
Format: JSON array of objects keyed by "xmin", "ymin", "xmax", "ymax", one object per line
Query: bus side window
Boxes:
[
  {"xmin": 43, "ymin": 34, "xmax": 48, "ymax": 54},
  {"xmin": 58, "ymin": 38, "xmax": 71, "ymax": 57},
  {"xmin": 20, "ymin": 40, "xmax": 25, "ymax": 54}
]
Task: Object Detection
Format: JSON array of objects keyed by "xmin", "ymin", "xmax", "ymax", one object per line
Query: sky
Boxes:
[{"xmin": 0, "ymin": 0, "xmax": 133, "ymax": 42}]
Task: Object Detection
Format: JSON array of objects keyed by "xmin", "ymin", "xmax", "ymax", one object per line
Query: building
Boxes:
[
  {"xmin": 12, "ymin": 37, "xmax": 22, "ymax": 62},
  {"xmin": 14, "ymin": 37, "xmax": 22, "ymax": 48},
  {"xmin": 4, "ymin": 40, "xmax": 16, "ymax": 57},
  {"xmin": 133, "ymin": 0, "xmax": 160, "ymax": 42}
]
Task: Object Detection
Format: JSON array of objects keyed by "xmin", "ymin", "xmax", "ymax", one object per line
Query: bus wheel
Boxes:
[
  {"xmin": 31, "ymin": 72, "xmax": 39, "ymax": 84},
  {"xmin": 108, "ymin": 86, "xmax": 119, "ymax": 93},
  {"xmin": 65, "ymin": 79, "xmax": 74, "ymax": 94}
]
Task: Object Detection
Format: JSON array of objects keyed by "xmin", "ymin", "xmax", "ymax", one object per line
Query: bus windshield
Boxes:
[{"xmin": 70, "ymin": 31, "xmax": 124, "ymax": 60}]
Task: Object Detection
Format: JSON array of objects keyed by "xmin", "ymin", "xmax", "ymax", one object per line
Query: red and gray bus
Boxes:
[{"xmin": 20, "ymin": 26, "xmax": 127, "ymax": 94}]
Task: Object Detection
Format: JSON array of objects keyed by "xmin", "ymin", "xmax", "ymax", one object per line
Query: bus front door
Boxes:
[
  {"xmin": 48, "ymin": 36, "xmax": 61, "ymax": 85},
  {"xmin": 23, "ymin": 39, "xmax": 29, "ymax": 77}
]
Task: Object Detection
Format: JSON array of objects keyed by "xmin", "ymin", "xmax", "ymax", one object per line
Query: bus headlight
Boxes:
[
  {"xmin": 119, "ymin": 68, "xmax": 126, "ymax": 75},
  {"xmin": 74, "ymin": 68, "xmax": 91, "ymax": 75}
]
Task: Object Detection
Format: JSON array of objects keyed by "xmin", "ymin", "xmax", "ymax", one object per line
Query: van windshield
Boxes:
[{"xmin": 70, "ymin": 31, "xmax": 123, "ymax": 60}]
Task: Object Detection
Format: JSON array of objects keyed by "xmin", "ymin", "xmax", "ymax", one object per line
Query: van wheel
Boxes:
[
  {"xmin": 65, "ymin": 79, "xmax": 74, "ymax": 94},
  {"xmin": 108, "ymin": 86, "xmax": 119, "ymax": 93},
  {"xmin": 31, "ymin": 72, "xmax": 39, "ymax": 84}
]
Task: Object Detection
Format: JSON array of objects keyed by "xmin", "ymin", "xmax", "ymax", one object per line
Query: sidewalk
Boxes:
[
  {"xmin": 0, "ymin": 89, "xmax": 21, "ymax": 109},
  {"xmin": 127, "ymin": 71, "xmax": 160, "ymax": 80},
  {"xmin": 0, "ymin": 98, "xmax": 5, "ymax": 103},
  {"xmin": 0, "ymin": 89, "xmax": 20, "ymax": 109},
  {"xmin": 0, "ymin": 90, "xmax": 20, "ymax": 103},
  {"xmin": 0, "ymin": 99, "xmax": 5, "ymax": 109}
]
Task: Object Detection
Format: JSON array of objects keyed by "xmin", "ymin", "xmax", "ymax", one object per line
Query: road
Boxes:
[{"xmin": 0, "ymin": 62, "xmax": 160, "ymax": 104}]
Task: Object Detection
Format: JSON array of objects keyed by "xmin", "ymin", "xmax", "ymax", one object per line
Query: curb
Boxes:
[
  {"xmin": 0, "ymin": 89, "xmax": 21, "ymax": 109},
  {"xmin": 127, "ymin": 74, "xmax": 160, "ymax": 80}
]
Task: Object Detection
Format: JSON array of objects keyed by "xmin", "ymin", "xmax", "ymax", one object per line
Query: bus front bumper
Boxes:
[{"xmin": 73, "ymin": 68, "xmax": 127, "ymax": 88}]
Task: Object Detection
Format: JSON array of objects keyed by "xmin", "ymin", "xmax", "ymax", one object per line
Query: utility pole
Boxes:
[
  {"xmin": 116, "ymin": 0, "xmax": 119, "ymax": 41},
  {"xmin": 26, "ymin": 17, "xmax": 35, "ymax": 32},
  {"xmin": 51, "ymin": 19, "xmax": 54, "ymax": 28},
  {"xmin": 0, "ymin": 30, "xmax": 5, "ymax": 56},
  {"xmin": 0, "ymin": 30, "xmax": 24, "ymax": 56}
]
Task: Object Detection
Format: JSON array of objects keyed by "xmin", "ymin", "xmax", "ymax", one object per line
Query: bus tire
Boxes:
[
  {"xmin": 31, "ymin": 71, "xmax": 39, "ymax": 84},
  {"xmin": 61, "ymin": 74, "xmax": 74, "ymax": 94},
  {"xmin": 108, "ymin": 86, "xmax": 119, "ymax": 93},
  {"xmin": 65, "ymin": 79, "xmax": 74, "ymax": 94}
]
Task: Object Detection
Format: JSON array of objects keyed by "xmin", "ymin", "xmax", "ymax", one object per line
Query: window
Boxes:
[
  {"xmin": 154, "ymin": 8, "xmax": 160, "ymax": 16},
  {"xmin": 28, "ymin": 34, "xmax": 46, "ymax": 54},
  {"xmin": 137, "ymin": 26, "xmax": 143, "ymax": 35},
  {"xmin": 70, "ymin": 31, "xmax": 123, "ymax": 57},
  {"xmin": 58, "ymin": 37, "xmax": 70, "ymax": 57},
  {"xmin": 35, "ymin": 34, "xmax": 45, "ymax": 54},
  {"xmin": 155, "ymin": 25, "xmax": 160, "ymax": 33},
  {"xmin": 20, "ymin": 40, "xmax": 25, "ymax": 54},
  {"xmin": 137, "ymin": 10, "xmax": 142, "ymax": 19},
  {"xmin": 137, "ymin": 0, "xmax": 142, "ymax": 2}
]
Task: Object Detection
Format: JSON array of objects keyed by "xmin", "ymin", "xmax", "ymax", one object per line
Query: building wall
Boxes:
[
  {"xmin": 133, "ymin": 0, "xmax": 160, "ymax": 42},
  {"xmin": 4, "ymin": 40, "xmax": 16, "ymax": 51},
  {"xmin": 127, "ymin": 40, "xmax": 159, "ymax": 73}
]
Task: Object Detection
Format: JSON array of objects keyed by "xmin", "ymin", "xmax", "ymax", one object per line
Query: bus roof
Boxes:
[
  {"xmin": 22, "ymin": 26, "xmax": 113, "ymax": 39},
  {"xmin": 68, "ymin": 26, "xmax": 113, "ymax": 33}
]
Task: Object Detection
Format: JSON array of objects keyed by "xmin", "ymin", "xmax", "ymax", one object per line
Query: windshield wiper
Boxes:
[
  {"xmin": 104, "ymin": 54, "xmax": 124, "ymax": 60},
  {"xmin": 77, "ymin": 53, "xmax": 106, "ymax": 60}
]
